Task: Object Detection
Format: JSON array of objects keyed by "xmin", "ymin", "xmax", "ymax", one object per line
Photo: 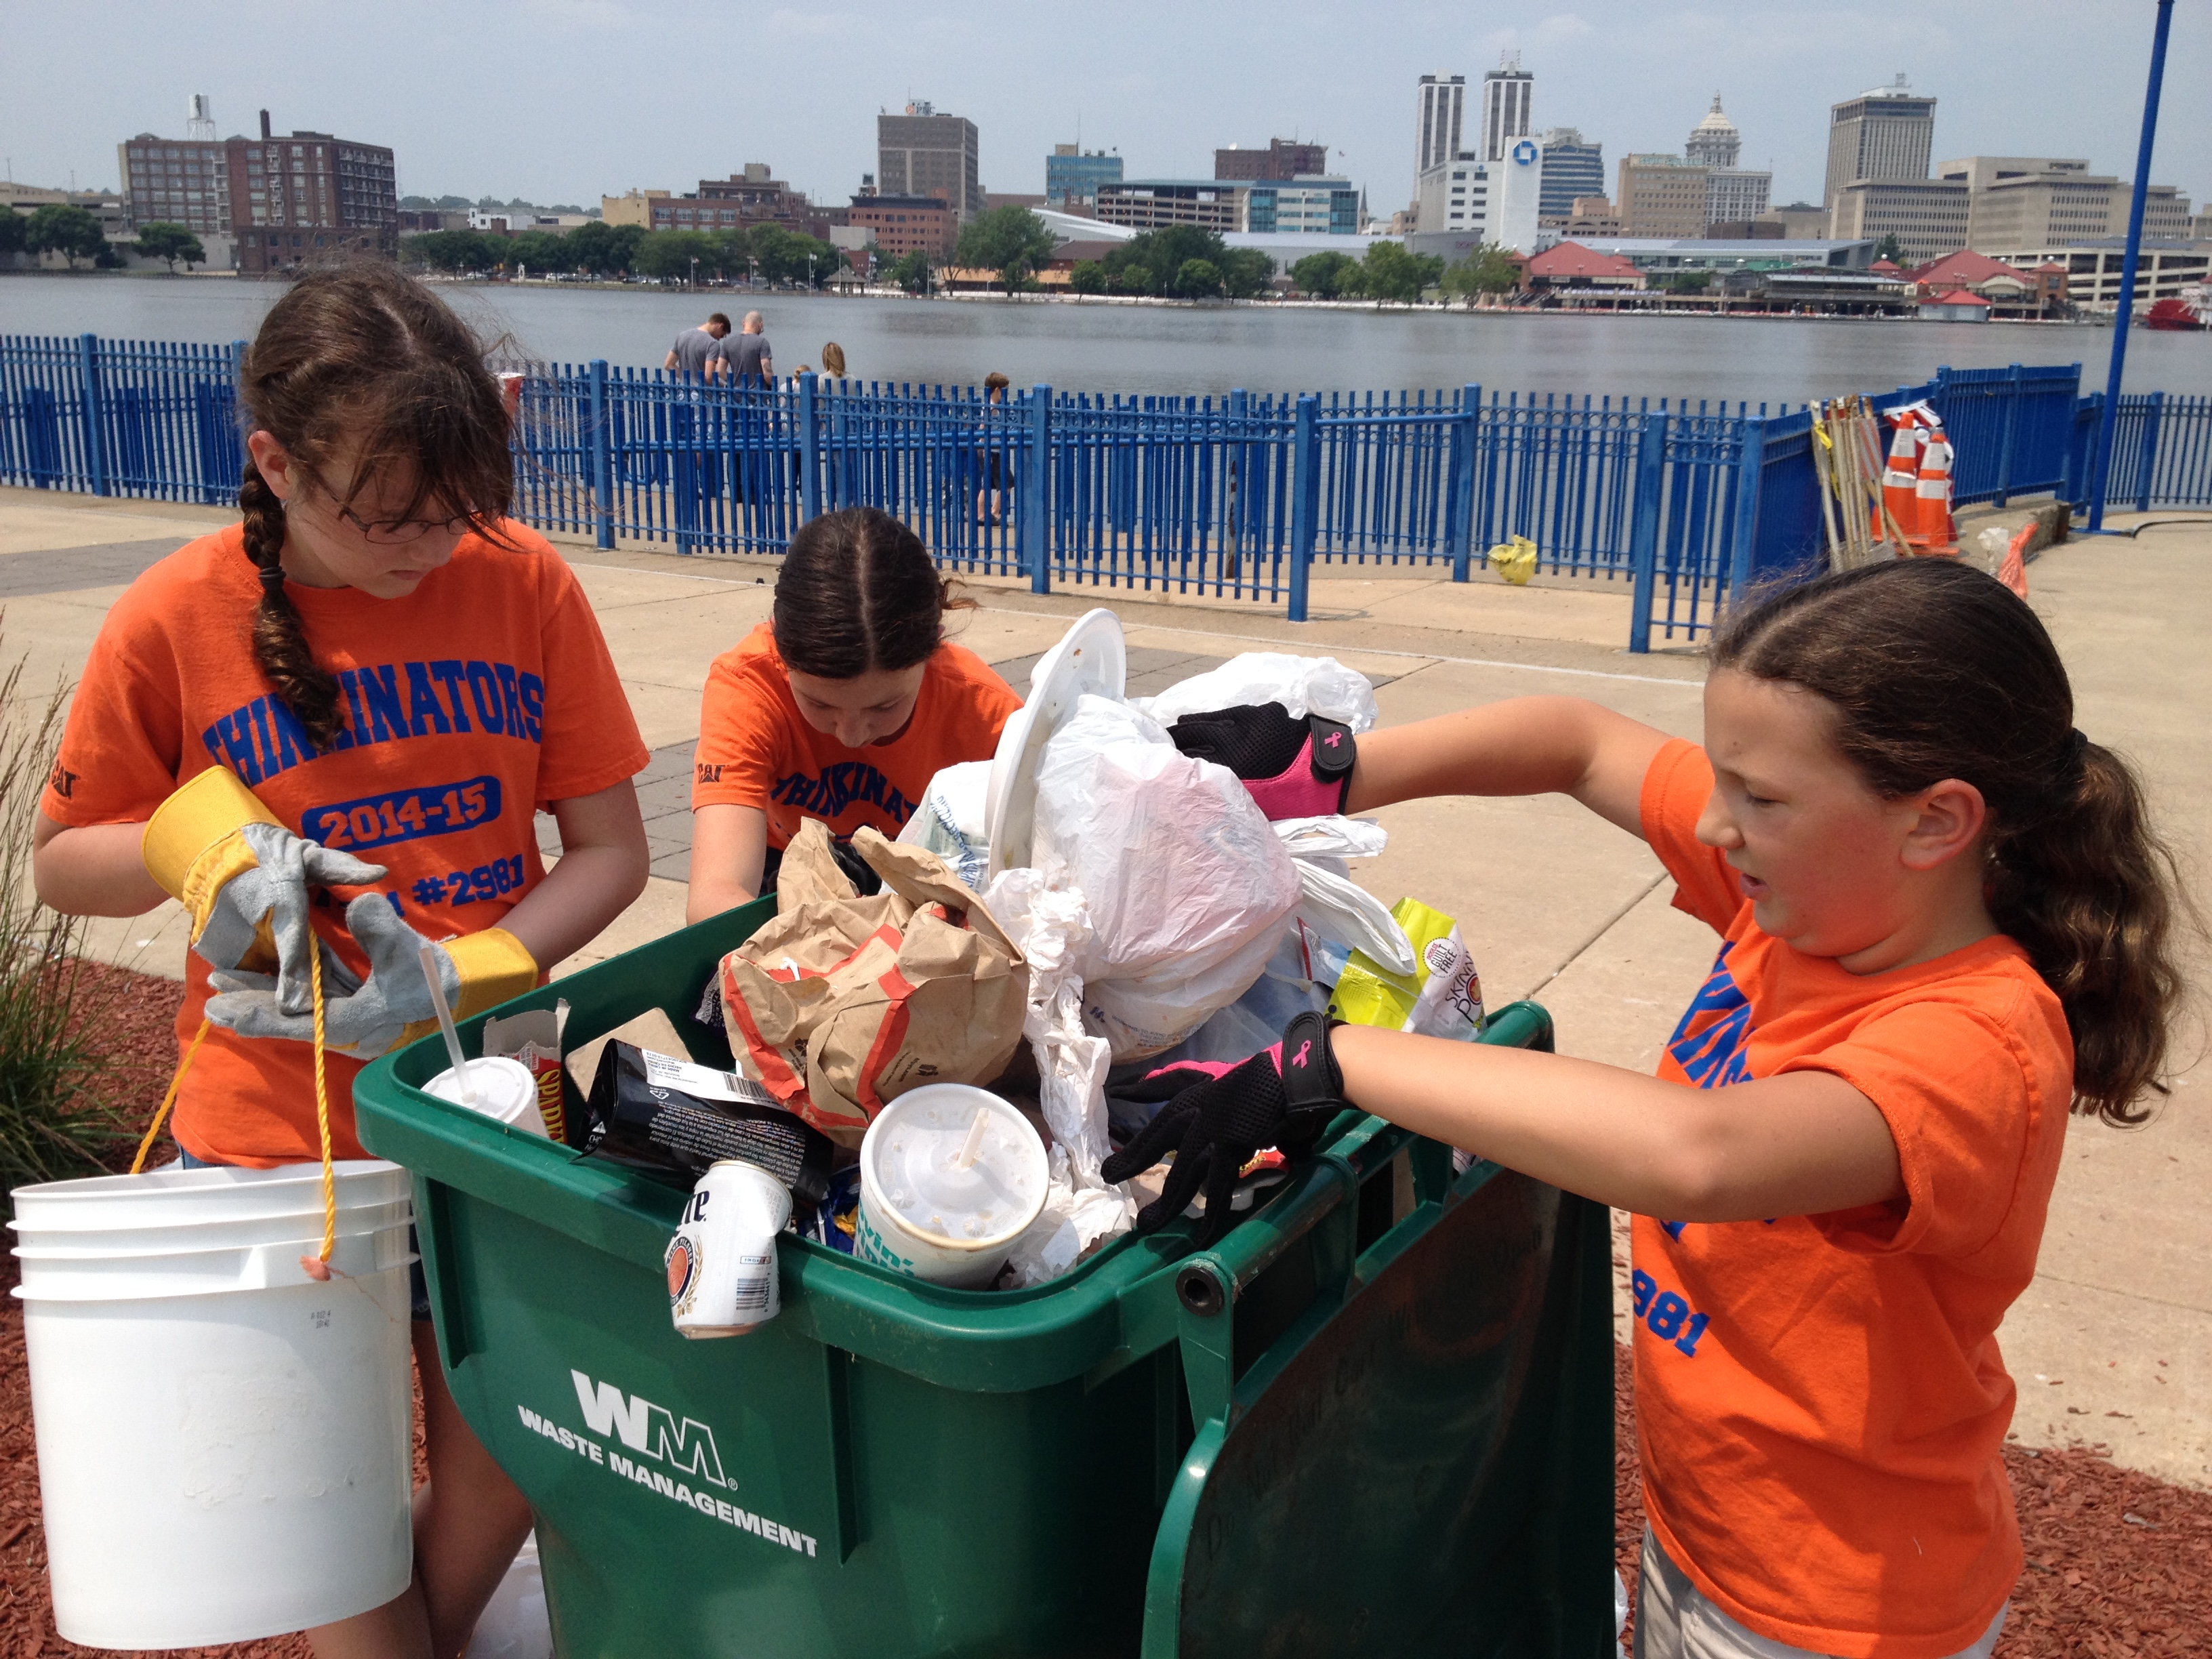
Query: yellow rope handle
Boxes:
[
  {"xmin": 306, "ymin": 940, "xmax": 337, "ymax": 1273},
  {"xmin": 129, "ymin": 1018, "xmax": 213, "ymax": 1175}
]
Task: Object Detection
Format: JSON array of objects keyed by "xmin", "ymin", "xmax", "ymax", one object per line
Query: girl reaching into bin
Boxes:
[
  {"xmin": 33, "ymin": 264, "xmax": 651, "ymax": 1659},
  {"xmin": 1117, "ymin": 559, "xmax": 2190, "ymax": 1659},
  {"xmin": 686, "ymin": 506, "xmax": 1022, "ymax": 920}
]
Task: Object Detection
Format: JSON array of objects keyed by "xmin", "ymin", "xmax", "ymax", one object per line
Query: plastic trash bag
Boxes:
[
  {"xmin": 897, "ymin": 758, "xmax": 994, "ymax": 893},
  {"xmin": 1490, "ymin": 534, "xmax": 1538, "ymax": 586},
  {"xmin": 1136, "ymin": 652, "xmax": 1380, "ymax": 733},
  {"xmin": 980, "ymin": 867, "xmax": 1135, "ymax": 1286},
  {"xmin": 1031, "ymin": 695, "xmax": 1303, "ymax": 1060},
  {"xmin": 464, "ymin": 1533, "xmax": 552, "ymax": 1659},
  {"xmin": 1269, "ymin": 815, "xmax": 1414, "ymax": 975}
]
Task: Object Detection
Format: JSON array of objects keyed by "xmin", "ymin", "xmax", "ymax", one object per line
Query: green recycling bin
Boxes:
[{"xmin": 353, "ymin": 899, "xmax": 1616, "ymax": 1658}]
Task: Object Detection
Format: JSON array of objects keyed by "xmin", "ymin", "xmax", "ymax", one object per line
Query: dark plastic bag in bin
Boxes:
[{"xmin": 583, "ymin": 1042, "xmax": 834, "ymax": 1205}]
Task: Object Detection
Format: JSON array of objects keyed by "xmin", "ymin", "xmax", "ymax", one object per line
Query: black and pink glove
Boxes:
[
  {"xmin": 1166, "ymin": 702, "xmax": 1355, "ymax": 820},
  {"xmin": 1102, "ymin": 1010, "xmax": 1348, "ymax": 1245}
]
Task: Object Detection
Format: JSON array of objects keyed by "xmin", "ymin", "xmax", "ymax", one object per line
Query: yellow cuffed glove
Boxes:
[
  {"xmin": 203, "ymin": 890, "xmax": 538, "ymax": 1061},
  {"xmin": 142, "ymin": 766, "xmax": 388, "ymax": 1014}
]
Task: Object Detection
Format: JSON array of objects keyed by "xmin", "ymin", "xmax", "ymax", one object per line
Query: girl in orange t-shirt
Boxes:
[
  {"xmin": 1112, "ymin": 560, "xmax": 2188, "ymax": 1659},
  {"xmin": 35, "ymin": 266, "xmax": 649, "ymax": 1658},
  {"xmin": 687, "ymin": 506, "xmax": 1021, "ymax": 921}
]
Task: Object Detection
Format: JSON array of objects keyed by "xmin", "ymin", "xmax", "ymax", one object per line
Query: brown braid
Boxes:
[
  {"xmin": 239, "ymin": 463, "xmax": 347, "ymax": 751},
  {"xmin": 236, "ymin": 262, "xmax": 519, "ymax": 751}
]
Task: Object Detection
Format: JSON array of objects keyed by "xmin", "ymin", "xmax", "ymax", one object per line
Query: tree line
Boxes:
[
  {"xmin": 1, "ymin": 205, "xmax": 207, "ymax": 272},
  {"xmin": 401, "ymin": 220, "xmax": 848, "ymax": 286}
]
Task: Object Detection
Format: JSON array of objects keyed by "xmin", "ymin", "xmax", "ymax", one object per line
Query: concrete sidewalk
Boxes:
[{"xmin": 3, "ymin": 483, "xmax": 2207, "ymax": 1490}]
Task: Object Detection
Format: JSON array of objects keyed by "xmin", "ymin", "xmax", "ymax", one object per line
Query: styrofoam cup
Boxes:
[
  {"xmin": 855, "ymin": 1086, "xmax": 1047, "ymax": 1290},
  {"xmin": 424, "ymin": 1057, "xmax": 547, "ymax": 1136},
  {"xmin": 665, "ymin": 1161, "xmax": 790, "ymax": 1338}
]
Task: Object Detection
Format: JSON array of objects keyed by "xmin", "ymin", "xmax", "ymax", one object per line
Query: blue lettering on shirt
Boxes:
[
  {"xmin": 199, "ymin": 660, "xmax": 548, "ymax": 781},
  {"xmin": 769, "ymin": 762, "xmax": 912, "ymax": 828},
  {"xmin": 1668, "ymin": 940, "xmax": 1754, "ymax": 1090}
]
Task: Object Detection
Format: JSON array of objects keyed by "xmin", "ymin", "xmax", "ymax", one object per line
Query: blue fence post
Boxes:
[
  {"xmin": 588, "ymin": 359, "xmax": 615, "ymax": 550},
  {"xmin": 1994, "ymin": 363, "xmax": 2022, "ymax": 508},
  {"xmin": 1626, "ymin": 416, "xmax": 1668, "ymax": 654},
  {"xmin": 1288, "ymin": 395, "xmax": 1320, "ymax": 623},
  {"xmin": 2135, "ymin": 389, "xmax": 2165, "ymax": 513},
  {"xmin": 77, "ymin": 333, "xmax": 110, "ymax": 497},
  {"xmin": 1450, "ymin": 383, "xmax": 1481, "ymax": 582},
  {"xmin": 1026, "ymin": 385, "xmax": 1052, "ymax": 594},
  {"xmin": 798, "ymin": 370, "xmax": 821, "ymax": 524},
  {"xmin": 1727, "ymin": 417, "xmax": 1768, "ymax": 597}
]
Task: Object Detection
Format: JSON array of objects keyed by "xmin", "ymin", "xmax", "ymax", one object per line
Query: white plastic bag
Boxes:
[
  {"xmin": 1031, "ymin": 696, "xmax": 1303, "ymax": 1060},
  {"xmin": 981, "ymin": 867, "xmax": 1135, "ymax": 1287},
  {"xmin": 1268, "ymin": 815, "xmax": 1414, "ymax": 975},
  {"xmin": 897, "ymin": 758, "xmax": 994, "ymax": 892},
  {"xmin": 1136, "ymin": 652, "xmax": 1381, "ymax": 733}
]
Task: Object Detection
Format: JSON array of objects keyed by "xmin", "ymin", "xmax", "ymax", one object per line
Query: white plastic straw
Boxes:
[
  {"xmin": 417, "ymin": 945, "xmax": 475, "ymax": 1105},
  {"xmin": 954, "ymin": 1108, "xmax": 989, "ymax": 1170}
]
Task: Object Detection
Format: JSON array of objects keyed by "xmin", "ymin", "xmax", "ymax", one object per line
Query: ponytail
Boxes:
[
  {"xmin": 1984, "ymin": 736, "xmax": 2187, "ymax": 1124},
  {"xmin": 239, "ymin": 463, "xmax": 347, "ymax": 752},
  {"xmin": 1713, "ymin": 559, "xmax": 2194, "ymax": 1125}
]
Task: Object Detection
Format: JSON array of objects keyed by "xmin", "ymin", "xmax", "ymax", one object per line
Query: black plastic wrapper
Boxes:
[{"xmin": 583, "ymin": 1041, "xmax": 834, "ymax": 1206}]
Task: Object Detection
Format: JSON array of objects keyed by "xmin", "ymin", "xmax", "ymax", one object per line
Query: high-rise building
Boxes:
[
  {"xmin": 878, "ymin": 102, "xmax": 982, "ymax": 221},
  {"xmin": 1708, "ymin": 169, "xmax": 1771, "ymax": 226},
  {"xmin": 1685, "ymin": 94, "xmax": 1742, "ymax": 169},
  {"xmin": 1047, "ymin": 145, "xmax": 1122, "ymax": 207},
  {"xmin": 1479, "ymin": 58, "xmax": 1534, "ymax": 163},
  {"xmin": 1416, "ymin": 76, "xmax": 1467, "ymax": 175},
  {"xmin": 1823, "ymin": 77, "xmax": 1936, "ymax": 209},
  {"xmin": 1214, "ymin": 138, "xmax": 1328, "ymax": 182},
  {"xmin": 1827, "ymin": 178, "xmax": 1969, "ymax": 264},
  {"xmin": 1245, "ymin": 178, "xmax": 1360, "ymax": 236},
  {"xmin": 122, "ymin": 104, "xmax": 395, "ymax": 274},
  {"xmin": 1537, "ymin": 129, "xmax": 1604, "ymax": 219},
  {"xmin": 846, "ymin": 192, "xmax": 957, "ymax": 260},
  {"xmin": 1939, "ymin": 156, "xmax": 2194, "ymax": 251},
  {"xmin": 1617, "ymin": 154, "xmax": 1710, "ymax": 239}
]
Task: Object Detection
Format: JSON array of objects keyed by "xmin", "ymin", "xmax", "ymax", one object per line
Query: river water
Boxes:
[{"xmin": 5, "ymin": 273, "xmax": 2207, "ymax": 406}]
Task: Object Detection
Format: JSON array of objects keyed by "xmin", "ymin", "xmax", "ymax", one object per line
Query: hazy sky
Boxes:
[{"xmin": 5, "ymin": 1, "xmax": 2206, "ymax": 217}]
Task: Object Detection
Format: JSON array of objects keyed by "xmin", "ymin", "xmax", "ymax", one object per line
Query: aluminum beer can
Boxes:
[{"xmin": 665, "ymin": 1160, "xmax": 790, "ymax": 1338}]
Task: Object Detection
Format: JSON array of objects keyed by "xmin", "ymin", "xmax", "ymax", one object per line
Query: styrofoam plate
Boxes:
[{"xmin": 984, "ymin": 609, "xmax": 1126, "ymax": 878}]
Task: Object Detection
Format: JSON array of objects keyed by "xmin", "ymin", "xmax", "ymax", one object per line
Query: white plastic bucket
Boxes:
[
  {"xmin": 12, "ymin": 1162, "xmax": 417, "ymax": 1649},
  {"xmin": 11, "ymin": 1197, "xmax": 414, "ymax": 1256}
]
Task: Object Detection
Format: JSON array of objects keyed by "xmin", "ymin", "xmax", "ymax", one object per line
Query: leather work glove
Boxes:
[
  {"xmin": 141, "ymin": 766, "xmax": 388, "ymax": 1015},
  {"xmin": 205, "ymin": 890, "xmax": 538, "ymax": 1062},
  {"xmin": 1165, "ymin": 703, "xmax": 1355, "ymax": 821},
  {"xmin": 1101, "ymin": 1010, "xmax": 1348, "ymax": 1246}
]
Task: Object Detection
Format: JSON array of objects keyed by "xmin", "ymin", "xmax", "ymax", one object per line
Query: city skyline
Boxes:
[{"xmin": 4, "ymin": 1, "xmax": 2207, "ymax": 221}]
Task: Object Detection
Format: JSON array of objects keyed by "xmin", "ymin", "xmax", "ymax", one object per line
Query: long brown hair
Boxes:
[
  {"xmin": 237, "ymin": 263, "xmax": 516, "ymax": 750},
  {"xmin": 1713, "ymin": 558, "xmax": 2190, "ymax": 1124},
  {"xmin": 771, "ymin": 507, "xmax": 971, "ymax": 678}
]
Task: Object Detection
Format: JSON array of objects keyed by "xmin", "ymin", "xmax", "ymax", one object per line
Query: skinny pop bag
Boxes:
[
  {"xmin": 1330, "ymin": 898, "xmax": 1484, "ymax": 1041},
  {"xmin": 717, "ymin": 821, "xmax": 1028, "ymax": 1146}
]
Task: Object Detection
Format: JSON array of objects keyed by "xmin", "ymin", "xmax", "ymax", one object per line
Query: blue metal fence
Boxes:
[{"xmin": 9, "ymin": 333, "xmax": 2203, "ymax": 652}]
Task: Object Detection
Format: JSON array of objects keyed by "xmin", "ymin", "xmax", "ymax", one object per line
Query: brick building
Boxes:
[
  {"xmin": 846, "ymin": 192, "xmax": 957, "ymax": 260},
  {"xmin": 1214, "ymin": 139, "xmax": 1327, "ymax": 182}
]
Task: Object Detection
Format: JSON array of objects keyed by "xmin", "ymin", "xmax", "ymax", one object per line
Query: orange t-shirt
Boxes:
[
  {"xmin": 690, "ymin": 623, "xmax": 1021, "ymax": 847},
  {"xmin": 43, "ymin": 522, "xmax": 647, "ymax": 1166},
  {"xmin": 1633, "ymin": 738, "xmax": 2071, "ymax": 1659}
]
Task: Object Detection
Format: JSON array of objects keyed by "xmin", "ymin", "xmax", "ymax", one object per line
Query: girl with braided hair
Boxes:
[{"xmin": 34, "ymin": 262, "xmax": 650, "ymax": 1657}]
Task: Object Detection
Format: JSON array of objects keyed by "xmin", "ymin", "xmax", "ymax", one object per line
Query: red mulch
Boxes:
[
  {"xmin": 7, "ymin": 964, "xmax": 2211, "ymax": 1654},
  {"xmin": 1613, "ymin": 1343, "xmax": 2212, "ymax": 1656}
]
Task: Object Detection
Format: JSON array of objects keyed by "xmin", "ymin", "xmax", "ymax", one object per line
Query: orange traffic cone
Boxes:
[
  {"xmin": 1877, "ymin": 413, "xmax": 1923, "ymax": 546},
  {"xmin": 1913, "ymin": 428, "xmax": 1956, "ymax": 552}
]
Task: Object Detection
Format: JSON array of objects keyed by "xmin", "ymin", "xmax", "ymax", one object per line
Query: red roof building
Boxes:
[
  {"xmin": 1523, "ymin": 241, "xmax": 1644, "ymax": 289},
  {"xmin": 1906, "ymin": 248, "xmax": 2026, "ymax": 291}
]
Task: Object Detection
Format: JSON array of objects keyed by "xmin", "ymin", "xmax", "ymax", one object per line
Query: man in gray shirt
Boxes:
[
  {"xmin": 714, "ymin": 311, "xmax": 773, "ymax": 386},
  {"xmin": 665, "ymin": 312, "xmax": 730, "ymax": 378}
]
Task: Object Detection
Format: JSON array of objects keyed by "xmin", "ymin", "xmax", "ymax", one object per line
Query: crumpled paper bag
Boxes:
[{"xmin": 718, "ymin": 821, "xmax": 1028, "ymax": 1146}]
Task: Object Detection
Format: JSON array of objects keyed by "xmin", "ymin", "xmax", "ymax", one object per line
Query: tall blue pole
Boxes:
[{"xmin": 2088, "ymin": 0, "xmax": 2173, "ymax": 533}]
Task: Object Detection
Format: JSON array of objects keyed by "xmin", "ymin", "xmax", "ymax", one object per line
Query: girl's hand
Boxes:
[
  {"xmin": 1102, "ymin": 1011, "xmax": 1348, "ymax": 1244},
  {"xmin": 1165, "ymin": 703, "xmax": 1355, "ymax": 820}
]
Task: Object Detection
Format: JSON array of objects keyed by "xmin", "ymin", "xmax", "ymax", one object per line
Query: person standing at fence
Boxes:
[
  {"xmin": 1115, "ymin": 559, "xmax": 2192, "ymax": 1659},
  {"xmin": 32, "ymin": 264, "xmax": 652, "ymax": 1659},
  {"xmin": 821, "ymin": 340, "xmax": 847, "ymax": 381},
  {"xmin": 664, "ymin": 311, "xmax": 730, "ymax": 378},
  {"xmin": 714, "ymin": 310, "xmax": 773, "ymax": 387},
  {"xmin": 686, "ymin": 506, "xmax": 1021, "ymax": 917},
  {"xmin": 976, "ymin": 371, "xmax": 1012, "ymax": 526}
]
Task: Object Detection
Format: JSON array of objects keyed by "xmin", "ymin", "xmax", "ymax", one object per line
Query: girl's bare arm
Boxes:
[
  {"xmin": 685, "ymin": 803, "xmax": 769, "ymax": 925},
  {"xmin": 499, "ymin": 779, "xmax": 649, "ymax": 968},
  {"xmin": 33, "ymin": 815, "xmax": 167, "ymax": 916}
]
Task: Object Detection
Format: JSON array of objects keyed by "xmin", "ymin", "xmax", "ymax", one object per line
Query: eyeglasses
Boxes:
[{"xmin": 335, "ymin": 507, "xmax": 478, "ymax": 546}]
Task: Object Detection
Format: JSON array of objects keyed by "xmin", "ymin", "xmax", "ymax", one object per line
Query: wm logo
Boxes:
[{"xmin": 571, "ymin": 1370, "xmax": 729, "ymax": 1488}]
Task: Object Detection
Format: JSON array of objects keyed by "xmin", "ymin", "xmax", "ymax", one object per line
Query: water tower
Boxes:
[{"xmin": 185, "ymin": 94, "xmax": 216, "ymax": 141}]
